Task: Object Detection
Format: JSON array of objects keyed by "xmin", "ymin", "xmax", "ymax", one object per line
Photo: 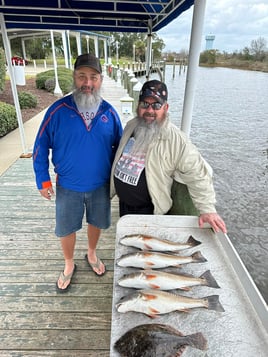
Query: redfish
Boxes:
[
  {"xmin": 116, "ymin": 289, "xmax": 225, "ymax": 318},
  {"xmin": 116, "ymin": 250, "xmax": 207, "ymax": 269},
  {"xmin": 118, "ymin": 269, "xmax": 220, "ymax": 291},
  {"xmin": 114, "ymin": 323, "xmax": 207, "ymax": 356},
  {"xmin": 120, "ymin": 234, "xmax": 201, "ymax": 251}
]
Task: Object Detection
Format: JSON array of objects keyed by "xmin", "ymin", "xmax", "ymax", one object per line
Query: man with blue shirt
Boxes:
[{"xmin": 33, "ymin": 53, "xmax": 122, "ymax": 292}]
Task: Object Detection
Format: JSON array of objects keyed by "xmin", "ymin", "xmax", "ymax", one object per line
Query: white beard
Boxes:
[
  {"xmin": 131, "ymin": 118, "xmax": 162, "ymax": 155},
  {"xmin": 73, "ymin": 87, "xmax": 102, "ymax": 108}
]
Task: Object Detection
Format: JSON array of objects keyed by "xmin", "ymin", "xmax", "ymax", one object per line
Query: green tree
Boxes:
[
  {"xmin": 103, "ymin": 32, "xmax": 165, "ymax": 62},
  {"xmin": 199, "ymin": 50, "xmax": 217, "ymax": 65}
]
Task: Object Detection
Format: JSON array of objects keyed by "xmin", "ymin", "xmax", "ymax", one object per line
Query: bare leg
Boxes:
[
  {"xmin": 86, "ymin": 224, "xmax": 105, "ymax": 275},
  {"xmin": 57, "ymin": 232, "xmax": 76, "ymax": 289}
]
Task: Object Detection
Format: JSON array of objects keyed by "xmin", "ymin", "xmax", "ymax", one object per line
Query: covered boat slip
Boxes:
[{"xmin": 110, "ymin": 215, "xmax": 268, "ymax": 356}]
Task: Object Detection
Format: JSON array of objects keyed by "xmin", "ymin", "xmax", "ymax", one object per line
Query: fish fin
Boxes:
[
  {"xmin": 143, "ymin": 252, "xmax": 153, "ymax": 257},
  {"xmin": 143, "ymin": 292, "xmax": 158, "ymax": 300},
  {"xmin": 142, "ymin": 235, "xmax": 154, "ymax": 240},
  {"xmin": 147, "ymin": 313, "xmax": 158, "ymax": 318},
  {"xmin": 200, "ymin": 270, "xmax": 220, "ymax": 289},
  {"xmin": 149, "ymin": 307, "xmax": 160, "ymax": 315},
  {"xmin": 191, "ymin": 251, "xmax": 207, "ymax": 263},
  {"xmin": 144, "ymin": 243, "xmax": 153, "ymax": 250},
  {"xmin": 145, "ymin": 273, "xmax": 157, "ymax": 279},
  {"xmin": 149, "ymin": 283, "xmax": 161, "ymax": 289},
  {"xmin": 185, "ymin": 332, "xmax": 208, "ymax": 350},
  {"xmin": 179, "ymin": 308, "xmax": 190, "ymax": 313},
  {"xmin": 187, "ymin": 235, "xmax": 202, "ymax": 247},
  {"xmin": 206, "ymin": 295, "xmax": 225, "ymax": 312},
  {"xmin": 145, "ymin": 262, "xmax": 156, "ymax": 267}
]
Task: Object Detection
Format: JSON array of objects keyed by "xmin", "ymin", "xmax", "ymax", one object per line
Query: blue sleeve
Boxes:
[{"xmin": 32, "ymin": 108, "xmax": 53, "ymax": 189}]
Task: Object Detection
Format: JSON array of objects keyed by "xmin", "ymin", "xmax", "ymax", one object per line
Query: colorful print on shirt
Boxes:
[{"xmin": 114, "ymin": 137, "xmax": 145, "ymax": 186}]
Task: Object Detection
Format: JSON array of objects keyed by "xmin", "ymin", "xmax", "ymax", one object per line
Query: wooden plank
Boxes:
[
  {"xmin": 0, "ymin": 329, "xmax": 111, "ymax": 350},
  {"xmin": 0, "ymin": 296, "xmax": 113, "ymax": 312},
  {"xmin": 0, "ymin": 351, "xmax": 109, "ymax": 357},
  {"xmin": 0, "ymin": 259, "xmax": 115, "ymax": 271},
  {"xmin": 0, "ymin": 271, "xmax": 114, "ymax": 283},
  {"xmin": 0, "ymin": 311, "xmax": 111, "ymax": 329},
  {"xmin": 0, "ymin": 248, "xmax": 115, "ymax": 259},
  {"xmin": 0, "ymin": 283, "xmax": 113, "ymax": 296}
]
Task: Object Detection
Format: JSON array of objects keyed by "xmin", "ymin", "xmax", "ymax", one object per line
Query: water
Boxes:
[{"xmin": 148, "ymin": 65, "xmax": 268, "ymax": 303}]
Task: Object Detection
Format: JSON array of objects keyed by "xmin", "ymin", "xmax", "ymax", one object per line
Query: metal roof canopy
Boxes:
[
  {"xmin": 0, "ymin": 0, "xmax": 194, "ymax": 33},
  {"xmin": 0, "ymin": 0, "xmax": 206, "ymax": 157}
]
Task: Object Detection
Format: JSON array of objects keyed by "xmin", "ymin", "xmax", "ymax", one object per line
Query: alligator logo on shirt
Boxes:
[{"xmin": 101, "ymin": 115, "xmax": 108, "ymax": 123}]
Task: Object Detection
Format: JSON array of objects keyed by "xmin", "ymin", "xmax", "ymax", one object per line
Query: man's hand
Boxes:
[
  {"xmin": 199, "ymin": 213, "xmax": 227, "ymax": 234},
  {"xmin": 39, "ymin": 186, "xmax": 54, "ymax": 200}
]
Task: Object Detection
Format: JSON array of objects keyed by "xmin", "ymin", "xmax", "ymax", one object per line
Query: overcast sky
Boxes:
[{"xmin": 158, "ymin": 0, "xmax": 268, "ymax": 53}]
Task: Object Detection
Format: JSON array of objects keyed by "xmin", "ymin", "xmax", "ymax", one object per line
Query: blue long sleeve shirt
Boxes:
[{"xmin": 33, "ymin": 94, "xmax": 122, "ymax": 192}]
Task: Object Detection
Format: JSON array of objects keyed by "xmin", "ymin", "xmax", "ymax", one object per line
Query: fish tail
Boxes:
[
  {"xmin": 200, "ymin": 270, "xmax": 220, "ymax": 288},
  {"xmin": 191, "ymin": 251, "xmax": 207, "ymax": 263},
  {"xmin": 187, "ymin": 235, "xmax": 202, "ymax": 247},
  {"xmin": 184, "ymin": 332, "xmax": 208, "ymax": 350},
  {"xmin": 206, "ymin": 295, "xmax": 225, "ymax": 312}
]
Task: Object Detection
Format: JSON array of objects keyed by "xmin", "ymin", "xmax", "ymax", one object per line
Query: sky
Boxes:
[{"xmin": 158, "ymin": 0, "xmax": 268, "ymax": 53}]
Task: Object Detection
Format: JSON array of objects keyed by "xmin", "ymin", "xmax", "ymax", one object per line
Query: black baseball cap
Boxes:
[
  {"xmin": 139, "ymin": 80, "xmax": 168, "ymax": 104},
  {"xmin": 74, "ymin": 53, "xmax": 102, "ymax": 73}
]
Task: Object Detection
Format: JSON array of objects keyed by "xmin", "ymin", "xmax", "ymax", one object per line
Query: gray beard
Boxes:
[
  {"xmin": 73, "ymin": 88, "xmax": 102, "ymax": 108},
  {"xmin": 131, "ymin": 118, "xmax": 162, "ymax": 155}
]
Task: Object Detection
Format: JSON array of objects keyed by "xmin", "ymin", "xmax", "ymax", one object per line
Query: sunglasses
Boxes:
[{"xmin": 139, "ymin": 101, "xmax": 163, "ymax": 110}]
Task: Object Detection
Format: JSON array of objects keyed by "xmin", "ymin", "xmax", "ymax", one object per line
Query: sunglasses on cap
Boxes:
[{"xmin": 139, "ymin": 101, "xmax": 163, "ymax": 110}]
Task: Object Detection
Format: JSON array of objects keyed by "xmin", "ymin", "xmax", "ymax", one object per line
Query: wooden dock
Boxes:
[
  {"xmin": 0, "ymin": 157, "xmax": 119, "ymax": 356},
  {"xmin": 0, "ymin": 76, "xmax": 128, "ymax": 356}
]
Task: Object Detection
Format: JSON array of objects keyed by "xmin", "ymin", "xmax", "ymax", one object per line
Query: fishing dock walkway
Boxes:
[{"xmin": 0, "ymin": 76, "xmax": 128, "ymax": 356}]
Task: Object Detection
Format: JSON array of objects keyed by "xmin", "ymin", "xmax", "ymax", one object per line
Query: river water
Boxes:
[{"xmin": 148, "ymin": 65, "xmax": 268, "ymax": 303}]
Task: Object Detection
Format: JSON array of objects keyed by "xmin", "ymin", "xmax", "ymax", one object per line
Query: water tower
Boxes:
[{"xmin": 205, "ymin": 35, "xmax": 215, "ymax": 50}]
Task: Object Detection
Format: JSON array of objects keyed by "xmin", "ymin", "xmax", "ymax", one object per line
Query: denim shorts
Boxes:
[{"xmin": 55, "ymin": 183, "xmax": 111, "ymax": 237}]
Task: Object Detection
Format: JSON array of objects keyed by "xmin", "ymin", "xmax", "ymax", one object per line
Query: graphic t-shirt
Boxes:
[
  {"xmin": 114, "ymin": 137, "xmax": 152, "ymax": 207},
  {"xmin": 77, "ymin": 103, "xmax": 100, "ymax": 127}
]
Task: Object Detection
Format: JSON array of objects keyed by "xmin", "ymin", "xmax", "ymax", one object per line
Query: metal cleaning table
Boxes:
[{"xmin": 110, "ymin": 215, "xmax": 268, "ymax": 357}]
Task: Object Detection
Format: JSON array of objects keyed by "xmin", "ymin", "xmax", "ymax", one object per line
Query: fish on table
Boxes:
[
  {"xmin": 114, "ymin": 323, "xmax": 207, "ymax": 357},
  {"xmin": 118, "ymin": 269, "xmax": 220, "ymax": 291},
  {"xmin": 116, "ymin": 289, "xmax": 225, "ymax": 318},
  {"xmin": 119, "ymin": 234, "xmax": 201, "ymax": 252},
  {"xmin": 116, "ymin": 250, "xmax": 207, "ymax": 269}
]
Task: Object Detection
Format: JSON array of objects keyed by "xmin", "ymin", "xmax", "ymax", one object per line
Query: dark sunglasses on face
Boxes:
[{"xmin": 139, "ymin": 101, "xmax": 163, "ymax": 110}]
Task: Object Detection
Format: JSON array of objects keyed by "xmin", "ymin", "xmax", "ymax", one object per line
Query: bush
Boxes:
[
  {"xmin": 36, "ymin": 68, "xmax": 73, "ymax": 94},
  {"xmin": 0, "ymin": 101, "xmax": 18, "ymax": 137},
  {"xmin": 44, "ymin": 75, "xmax": 73, "ymax": 94},
  {"xmin": 18, "ymin": 91, "xmax": 38, "ymax": 109}
]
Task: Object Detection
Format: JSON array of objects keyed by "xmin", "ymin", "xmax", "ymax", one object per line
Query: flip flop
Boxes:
[
  {"xmin": 85, "ymin": 254, "xmax": 106, "ymax": 276},
  {"xmin": 56, "ymin": 264, "xmax": 77, "ymax": 293}
]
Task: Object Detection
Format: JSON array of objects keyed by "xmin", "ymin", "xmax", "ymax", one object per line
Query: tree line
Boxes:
[
  {"xmin": 0, "ymin": 32, "xmax": 165, "ymax": 63},
  {"xmin": 0, "ymin": 31, "xmax": 267, "ymax": 71},
  {"xmin": 199, "ymin": 37, "xmax": 268, "ymax": 69}
]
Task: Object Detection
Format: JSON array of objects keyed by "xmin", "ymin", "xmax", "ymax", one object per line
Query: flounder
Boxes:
[{"xmin": 114, "ymin": 323, "xmax": 207, "ymax": 356}]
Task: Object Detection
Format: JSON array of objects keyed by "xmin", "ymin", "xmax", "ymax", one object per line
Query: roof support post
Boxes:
[
  {"xmin": 145, "ymin": 19, "xmax": 153, "ymax": 80},
  {"xmin": 50, "ymin": 30, "xmax": 63, "ymax": 97},
  {"xmin": 62, "ymin": 31, "xmax": 70, "ymax": 69},
  {"xmin": 104, "ymin": 38, "xmax": 108, "ymax": 64},
  {"xmin": 75, "ymin": 32, "xmax": 82, "ymax": 56},
  {"xmin": 181, "ymin": 0, "xmax": 207, "ymax": 137},
  {"xmin": 0, "ymin": 13, "xmax": 28, "ymax": 155},
  {"xmin": 94, "ymin": 36, "xmax": 99, "ymax": 58}
]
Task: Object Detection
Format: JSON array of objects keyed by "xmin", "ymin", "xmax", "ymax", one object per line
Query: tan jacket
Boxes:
[{"xmin": 110, "ymin": 117, "xmax": 217, "ymax": 215}]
